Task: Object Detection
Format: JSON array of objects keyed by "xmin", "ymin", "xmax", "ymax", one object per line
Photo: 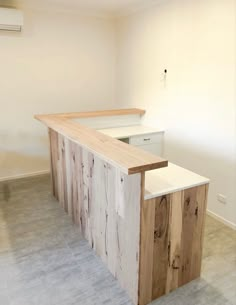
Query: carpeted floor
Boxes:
[{"xmin": 0, "ymin": 175, "xmax": 235, "ymax": 305}]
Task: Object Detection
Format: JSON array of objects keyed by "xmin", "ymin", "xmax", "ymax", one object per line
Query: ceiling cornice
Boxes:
[{"xmin": 0, "ymin": 0, "xmax": 166, "ymax": 20}]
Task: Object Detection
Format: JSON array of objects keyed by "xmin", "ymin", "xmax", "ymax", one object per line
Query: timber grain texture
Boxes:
[
  {"xmin": 49, "ymin": 129, "xmax": 141, "ymax": 305},
  {"xmin": 35, "ymin": 109, "xmax": 168, "ymax": 175},
  {"xmin": 38, "ymin": 108, "xmax": 146, "ymax": 119},
  {"xmin": 39, "ymin": 111, "xmax": 209, "ymax": 305},
  {"xmin": 139, "ymin": 185, "xmax": 209, "ymax": 305}
]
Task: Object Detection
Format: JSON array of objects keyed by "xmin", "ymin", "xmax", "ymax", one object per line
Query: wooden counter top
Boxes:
[
  {"xmin": 37, "ymin": 108, "xmax": 146, "ymax": 119},
  {"xmin": 35, "ymin": 109, "xmax": 168, "ymax": 175},
  {"xmin": 35, "ymin": 108, "xmax": 209, "ymax": 305}
]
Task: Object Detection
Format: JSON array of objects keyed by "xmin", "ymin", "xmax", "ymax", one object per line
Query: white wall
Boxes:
[
  {"xmin": 0, "ymin": 7, "xmax": 116, "ymax": 179},
  {"xmin": 1, "ymin": 0, "xmax": 235, "ymax": 227},
  {"xmin": 116, "ymin": 0, "xmax": 236, "ymax": 226}
]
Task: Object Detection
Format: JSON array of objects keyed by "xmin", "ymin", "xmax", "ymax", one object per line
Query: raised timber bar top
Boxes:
[
  {"xmin": 35, "ymin": 109, "xmax": 168, "ymax": 175},
  {"xmin": 37, "ymin": 108, "xmax": 146, "ymax": 119}
]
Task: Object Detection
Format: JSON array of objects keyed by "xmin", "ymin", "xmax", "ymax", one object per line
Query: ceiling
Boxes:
[{"xmin": 1, "ymin": 0, "xmax": 164, "ymax": 17}]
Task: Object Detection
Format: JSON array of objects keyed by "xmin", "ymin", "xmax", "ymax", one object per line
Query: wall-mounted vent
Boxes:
[{"xmin": 0, "ymin": 8, "xmax": 23, "ymax": 31}]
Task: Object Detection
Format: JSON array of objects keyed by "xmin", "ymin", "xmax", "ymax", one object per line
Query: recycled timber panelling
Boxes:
[
  {"xmin": 49, "ymin": 128, "xmax": 141, "ymax": 305},
  {"xmin": 139, "ymin": 185, "xmax": 208, "ymax": 305}
]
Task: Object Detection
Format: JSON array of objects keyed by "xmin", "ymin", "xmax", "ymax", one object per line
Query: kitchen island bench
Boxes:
[{"xmin": 35, "ymin": 109, "xmax": 209, "ymax": 305}]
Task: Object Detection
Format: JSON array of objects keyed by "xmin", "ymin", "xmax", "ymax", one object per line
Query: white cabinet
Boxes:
[
  {"xmin": 118, "ymin": 132, "xmax": 164, "ymax": 157},
  {"xmin": 129, "ymin": 133, "xmax": 162, "ymax": 145},
  {"xmin": 134, "ymin": 142, "xmax": 163, "ymax": 156},
  {"xmin": 98, "ymin": 125, "xmax": 164, "ymax": 157}
]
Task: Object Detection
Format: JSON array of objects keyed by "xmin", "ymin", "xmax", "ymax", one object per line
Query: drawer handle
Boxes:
[{"xmin": 144, "ymin": 138, "xmax": 151, "ymax": 141}]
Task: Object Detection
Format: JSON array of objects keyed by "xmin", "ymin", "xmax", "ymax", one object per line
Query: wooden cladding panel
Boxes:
[
  {"xmin": 180, "ymin": 187, "xmax": 198, "ymax": 285},
  {"xmin": 152, "ymin": 195, "xmax": 171, "ymax": 299},
  {"xmin": 139, "ymin": 185, "xmax": 208, "ymax": 305},
  {"xmin": 49, "ymin": 128, "xmax": 141, "ymax": 305},
  {"xmin": 166, "ymin": 191, "xmax": 183, "ymax": 293},
  {"xmin": 49, "ymin": 127, "xmax": 208, "ymax": 305},
  {"xmin": 190, "ymin": 185, "xmax": 209, "ymax": 280},
  {"xmin": 48, "ymin": 129, "xmax": 59, "ymax": 199},
  {"xmin": 138, "ymin": 195, "xmax": 155, "ymax": 305}
]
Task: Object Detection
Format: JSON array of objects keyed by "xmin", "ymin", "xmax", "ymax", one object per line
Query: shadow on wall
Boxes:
[
  {"xmin": 0, "ymin": 0, "xmax": 17, "ymax": 8},
  {"xmin": 163, "ymin": 135, "xmax": 236, "ymax": 225},
  {"xmin": 0, "ymin": 151, "xmax": 49, "ymax": 179},
  {"xmin": 0, "ymin": 132, "xmax": 50, "ymax": 179}
]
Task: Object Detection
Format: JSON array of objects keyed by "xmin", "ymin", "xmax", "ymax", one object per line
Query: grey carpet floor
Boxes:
[{"xmin": 0, "ymin": 175, "xmax": 235, "ymax": 305}]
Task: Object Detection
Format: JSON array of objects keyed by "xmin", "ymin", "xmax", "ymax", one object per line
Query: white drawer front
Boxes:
[
  {"xmin": 129, "ymin": 133, "xmax": 163, "ymax": 146},
  {"xmin": 138, "ymin": 143, "xmax": 163, "ymax": 156}
]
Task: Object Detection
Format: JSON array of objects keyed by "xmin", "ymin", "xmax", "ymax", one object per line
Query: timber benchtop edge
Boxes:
[
  {"xmin": 35, "ymin": 109, "xmax": 168, "ymax": 175},
  {"xmin": 36, "ymin": 108, "xmax": 146, "ymax": 119}
]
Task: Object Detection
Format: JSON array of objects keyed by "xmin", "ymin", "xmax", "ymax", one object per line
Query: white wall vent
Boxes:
[{"xmin": 0, "ymin": 8, "xmax": 23, "ymax": 32}]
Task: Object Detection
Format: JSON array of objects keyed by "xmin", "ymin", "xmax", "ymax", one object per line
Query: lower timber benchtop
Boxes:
[{"xmin": 35, "ymin": 109, "xmax": 209, "ymax": 305}]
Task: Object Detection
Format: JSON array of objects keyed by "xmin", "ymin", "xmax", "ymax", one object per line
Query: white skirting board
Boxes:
[
  {"xmin": 207, "ymin": 209, "xmax": 236, "ymax": 231},
  {"xmin": 0, "ymin": 170, "xmax": 50, "ymax": 182},
  {"xmin": 0, "ymin": 171, "xmax": 235, "ymax": 231}
]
